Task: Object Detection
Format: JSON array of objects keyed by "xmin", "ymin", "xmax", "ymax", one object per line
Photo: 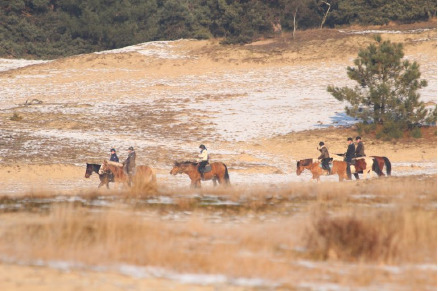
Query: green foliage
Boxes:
[
  {"xmin": 328, "ymin": 36, "xmax": 432, "ymax": 128},
  {"xmin": 410, "ymin": 127, "xmax": 422, "ymax": 138},
  {"xmin": 375, "ymin": 121, "xmax": 404, "ymax": 140},
  {"xmin": 356, "ymin": 123, "xmax": 376, "ymax": 135},
  {"xmin": 0, "ymin": 0, "xmax": 436, "ymax": 58}
]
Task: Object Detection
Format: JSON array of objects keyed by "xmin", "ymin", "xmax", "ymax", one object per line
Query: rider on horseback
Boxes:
[
  {"xmin": 110, "ymin": 148, "xmax": 119, "ymax": 162},
  {"xmin": 345, "ymin": 137, "xmax": 355, "ymax": 180},
  {"xmin": 123, "ymin": 146, "xmax": 136, "ymax": 186},
  {"xmin": 317, "ymin": 141, "xmax": 331, "ymax": 174},
  {"xmin": 197, "ymin": 144, "xmax": 209, "ymax": 179},
  {"xmin": 355, "ymin": 136, "xmax": 365, "ymax": 157}
]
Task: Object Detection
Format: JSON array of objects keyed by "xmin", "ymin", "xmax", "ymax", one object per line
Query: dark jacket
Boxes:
[
  {"xmin": 345, "ymin": 143, "xmax": 355, "ymax": 163},
  {"xmin": 110, "ymin": 153, "xmax": 119, "ymax": 162},
  {"xmin": 355, "ymin": 141, "xmax": 365, "ymax": 157},
  {"xmin": 318, "ymin": 146, "xmax": 330, "ymax": 160},
  {"xmin": 124, "ymin": 151, "xmax": 136, "ymax": 174}
]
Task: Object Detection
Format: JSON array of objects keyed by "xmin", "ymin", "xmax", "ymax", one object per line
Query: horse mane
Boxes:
[
  {"xmin": 174, "ymin": 161, "xmax": 198, "ymax": 166},
  {"xmin": 106, "ymin": 160, "xmax": 123, "ymax": 167},
  {"xmin": 299, "ymin": 159, "xmax": 313, "ymax": 167}
]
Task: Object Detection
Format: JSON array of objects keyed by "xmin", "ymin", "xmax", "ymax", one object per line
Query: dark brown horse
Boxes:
[
  {"xmin": 170, "ymin": 161, "xmax": 230, "ymax": 188},
  {"xmin": 296, "ymin": 159, "xmax": 348, "ymax": 181},
  {"xmin": 84, "ymin": 163, "xmax": 114, "ymax": 189},
  {"xmin": 101, "ymin": 160, "xmax": 157, "ymax": 189}
]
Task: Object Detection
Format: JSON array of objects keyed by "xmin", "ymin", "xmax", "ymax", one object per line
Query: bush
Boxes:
[
  {"xmin": 356, "ymin": 123, "xmax": 376, "ymax": 135},
  {"xmin": 305, "ymin": 214, "xmax": 400, "ymax": 262},
  {"xmin": 376, "ymin": 121, "xmax": 404, "ymax": 140},
  {"xmin": 410, "ymin": 127, "xmax": 422, "ymax": 138},
  {"xmin": 10, "ymin": 112, "xmax": 23, "ymax": 121}
]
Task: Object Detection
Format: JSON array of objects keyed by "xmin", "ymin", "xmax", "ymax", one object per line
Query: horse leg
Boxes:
[
  {"xmin": 354, "ymin": 173, "xmax": 360, "ymax": 180},
  {"xmin": 212, "ymin": 177, "xmax": 218, "ymax": 186}
]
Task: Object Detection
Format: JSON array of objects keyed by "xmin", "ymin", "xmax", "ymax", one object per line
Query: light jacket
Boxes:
[{"xmin": 198, "ymin": 149, "xmax": 209, "ymax": 162}]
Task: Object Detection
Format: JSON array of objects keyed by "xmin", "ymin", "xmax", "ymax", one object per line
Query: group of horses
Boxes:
[
  {"xmin": 296, "ymin": 156, "xmax": 391, "ymax": 181},
  {"xmin": 84, "ymin": 155, "xmax": 391, "ymax": 189},
  {"xmin": 85, "ymin": 160, "xmax": 230, "ymax": 189}
]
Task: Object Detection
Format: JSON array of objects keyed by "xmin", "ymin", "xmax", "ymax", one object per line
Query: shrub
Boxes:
[
  {"xmin": 10, "ymin": 112, "xmax": 23, "ymax": 121},
  {"xmin": 410, "ymin": 127, "xmax": 422, "ymax": 138},
  {"xmin": 305, "ymin": 213, "xmax": 400, "ymax": 262},
  {"xmin": 376, "ymin": 121, "xmax": 404, "ymax": 140}
]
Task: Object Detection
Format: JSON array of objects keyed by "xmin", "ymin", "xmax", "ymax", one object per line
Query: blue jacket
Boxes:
[
  {"xmin": 345, "ymin": 143, "xmax": 355, "ymax": 162},
  {"xmin": 110, "ymin": 153, "xmax": 119, "ymax": 162}
]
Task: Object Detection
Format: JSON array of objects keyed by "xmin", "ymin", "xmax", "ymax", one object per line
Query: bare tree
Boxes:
[{"xmin": 319, "ymin": 0, "xmax": 331, "ymax": 29}]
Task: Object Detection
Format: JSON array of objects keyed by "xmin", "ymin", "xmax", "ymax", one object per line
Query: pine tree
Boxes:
[{"xmin": 327, "ymin": 35, "xmax": 434, "ymax": 128}]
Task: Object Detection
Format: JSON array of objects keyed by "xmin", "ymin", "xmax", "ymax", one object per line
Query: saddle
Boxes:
[{"xmin": 199, "ymin": 164, "xmax": 212, "ymax": 173}]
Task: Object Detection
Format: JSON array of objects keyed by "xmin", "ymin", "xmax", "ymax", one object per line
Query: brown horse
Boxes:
[
  {"xmin": 296, "ymin": 159, "xmax": 348, "ymax": 181},
  {"xmin": 101, "ymin": 160, "xmax": 157, "ymax": 189},
  {"xmin": 170, "ymin": 161, "xmax": 230, "ymax": 188}
]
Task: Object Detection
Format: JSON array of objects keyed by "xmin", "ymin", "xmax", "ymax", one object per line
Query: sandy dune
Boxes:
[{"xmin": 0, "ymin": 22, "xmax": 436, "ymax": 290}]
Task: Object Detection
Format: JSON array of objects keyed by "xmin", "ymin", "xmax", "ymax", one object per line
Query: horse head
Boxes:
[
  {"xmin": 85, "ymin": 163, "xmax": 93, "ymax": 178},
  {"xmin": 170, "ymin": 161, "xmax": 183, "ymax": 175},
  {"xmin": 296, "ymin": 159, "xmax": 312, "ymax": 176}
]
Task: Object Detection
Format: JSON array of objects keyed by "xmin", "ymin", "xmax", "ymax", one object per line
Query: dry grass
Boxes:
[{"xmin": 0, "ymin": 175, "xmax": 435, "ymax": 288}]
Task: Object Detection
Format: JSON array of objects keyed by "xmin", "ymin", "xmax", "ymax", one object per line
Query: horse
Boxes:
[
  {"xmin": 170, "ymin": 161, "xmax": 230, "ymax": 188},
  {"xmin": 296, "ymin": 159, "xmax": 348, "ymax": 181},
  {"xmin": 351, "ymin": 157, "xmax": 377, "ymax": 180},
  {"xmin": 100, "ymin": 160, "xmax": 157, "ymax": 190},
  {"xmin": 84, "ymin": 163, "xmax": 114, "ymax": 189},
  {"xmin": 370, "ymin": 156, "xmax": 392, "ymax": 176}
]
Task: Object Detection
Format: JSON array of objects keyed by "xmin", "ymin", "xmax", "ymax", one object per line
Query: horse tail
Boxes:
[
  {"xmin": 383, "ymin": 157, "xmax": 392, "ymax": 176},
  {"xmin": 372, "ymin": 158, "xmax": 383, "ymax": 176},
  {"xmin": 223, "ymin": 163, "xmax": 230, "ymax": 184}
]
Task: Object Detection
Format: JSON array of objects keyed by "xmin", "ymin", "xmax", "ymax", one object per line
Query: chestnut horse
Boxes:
[
  {"xmin": 84, "ymin": 163, "xmax": 114, "ymax": 189},
  {"xmin": 170, "ymin": 161, "xmax": 230, "ymax": 188},
  {"xmin": 101, "ymin": 160, "xmax": 157, "ymax": 189},
  {"xmin": 296, "ymin": 159, "xmax": 348, "ymax": 181}
]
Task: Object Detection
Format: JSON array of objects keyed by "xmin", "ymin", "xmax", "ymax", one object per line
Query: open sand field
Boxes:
[{"xmin": 0, "ymin": 21, "xmax": 436, "ymax": 290}]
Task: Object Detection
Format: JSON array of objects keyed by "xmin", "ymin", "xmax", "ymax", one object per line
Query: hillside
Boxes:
[{"xmin": 0, "ymin": 22, "xmax": 436, "ymax": 192}]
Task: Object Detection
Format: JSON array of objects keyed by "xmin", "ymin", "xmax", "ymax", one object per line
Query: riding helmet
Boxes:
[
  {"xmin": 199, "ymin": 144, "xmax": 206, "ymax": 150},
  {"xmin": 355, "ymin": 136, "xmax": 361, "ymax": 140},
  {"xmin": 110, "ymin": 148, "xmax": 116, "ymax": 152},
  {"xmin": 347, "ymin": 137, "xmax": 353, "ymax": 141},
  {"xmin": 319, "ymin": 141, "xmax": 324, "ymax": 146},
  {"xmin": 128, "ymin": 146, "xmax": 134, "ymax": 150}
]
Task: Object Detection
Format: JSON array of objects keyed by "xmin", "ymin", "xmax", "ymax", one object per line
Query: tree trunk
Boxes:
[
  {"xmin": 293, "ymin": 7, "xmax": 298, "ymax": 39},
  {"xmin": 320, "ymin": 1, "xmax": 331, "ymax": 29}
]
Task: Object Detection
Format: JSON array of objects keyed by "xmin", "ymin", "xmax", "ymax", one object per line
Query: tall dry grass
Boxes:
[{"xmin": 0, "ymin": 175, "xmax": 435, "ymax": 288}]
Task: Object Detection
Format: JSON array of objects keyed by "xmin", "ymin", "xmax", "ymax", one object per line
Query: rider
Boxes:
[
  {"xmin": 123, "ymin": 146, "xmax": 136, "ymax": 186},
  {"xmin": 355, "ymin": 136, "xmax": 365, "ymax": 157},
  {"xmin": 110, "ymin": 148, "xmax": 119, "ymax": 162},
  {"xmin": 345, "ymin": 137, "xmax": 355, "ymax": 180},
  {"xmin": 317, "ymin": 141, "xmax": 331, "ymax": 174},
  {"xmin": 197, "ymin": 144, "xmax": 209, "ymax": 178}
]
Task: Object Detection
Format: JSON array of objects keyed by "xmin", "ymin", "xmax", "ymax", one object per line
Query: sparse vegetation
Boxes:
[
  {"xmin": 0, "ymin": 175, "xmax": 435, "ymax": 289},
  {"xmin": 9, "ymin": 112, "xmax": 23, "ymax": 121}
]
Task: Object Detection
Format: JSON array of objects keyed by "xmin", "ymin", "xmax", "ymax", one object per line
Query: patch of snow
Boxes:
[{"xmin": 0, "ymin": 58, "xmax": 50, "ymax": 72}]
